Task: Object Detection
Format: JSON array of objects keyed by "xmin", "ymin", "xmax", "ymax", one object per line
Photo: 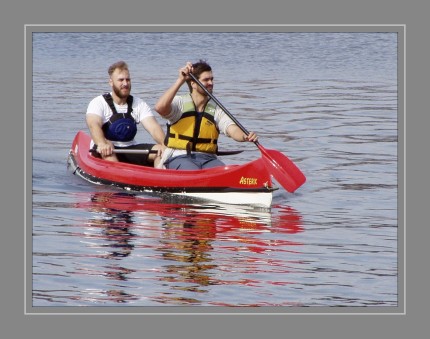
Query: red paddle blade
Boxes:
[{"xmin": 259, "ymin": 146, "xmax": 306, "ymax": 193}]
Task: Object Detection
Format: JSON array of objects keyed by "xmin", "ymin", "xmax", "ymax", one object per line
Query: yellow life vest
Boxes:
[{"xmin": 165, "ymin": 94, "xmax": 220, "ymax": 153}]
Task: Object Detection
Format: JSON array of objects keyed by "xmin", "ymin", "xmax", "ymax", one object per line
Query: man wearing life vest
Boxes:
[
  {"xmin": 86, "ymin": 61, "xmax": 165, "ymax": 166},
  {"xmin": 155, "ymin": 60, "xmax": 258, "ymax": 170}
]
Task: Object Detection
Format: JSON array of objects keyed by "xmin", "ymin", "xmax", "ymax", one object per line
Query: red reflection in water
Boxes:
[{"xmin": 72, "ymin": 191, "xmax": 305, "ymax": 306}]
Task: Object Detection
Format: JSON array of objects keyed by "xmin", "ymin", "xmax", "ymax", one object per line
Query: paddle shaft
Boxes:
[
  {"xmin": 90, "ymin": 148, "xmax": 242, "ymax": 156},
  {"xmin": 114, "ymin": 149, "xmax": 154, "ymax": 154}
]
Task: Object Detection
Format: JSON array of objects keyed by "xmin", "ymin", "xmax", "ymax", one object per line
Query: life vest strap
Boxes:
[{"xmin": 102, "ymin": 93, "xmax": 134, "ymax": 121}]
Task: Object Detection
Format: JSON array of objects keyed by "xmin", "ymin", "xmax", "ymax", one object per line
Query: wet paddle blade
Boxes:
[{"xmin": 259, "ymin": 146, "xmax": 306, "ymax": 193}]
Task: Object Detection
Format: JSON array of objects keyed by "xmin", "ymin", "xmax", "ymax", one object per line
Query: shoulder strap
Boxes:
[
  {"xmin": 102, "ymin": 93, "xmax": 117, "ymax": 115},
  {"xmin": 102, "ymin": 93, "xmax": 134, "ymax": 116},
  {"xmin": 126, "ymin": 95, "xmax": 134, "ymax": 114}
]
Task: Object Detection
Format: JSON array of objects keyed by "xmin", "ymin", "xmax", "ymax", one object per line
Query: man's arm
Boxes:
[
  {"xmin": 154, "ymin": 78, "xmax": 185, "ymax": 117},
  {"xmin": 226, "ymin": 124, "xmax": 259, "ymax": 143},
  {"xmin": 141, "ymin": 116, "xmax": 166, "ymax": 144},
  {"xmin": 86, "ymin": 113, "xmax": 116, "ymax": 158},
  {"xmin": 155, "ymin": 62, "xmax": 192, "ymax": 116}
]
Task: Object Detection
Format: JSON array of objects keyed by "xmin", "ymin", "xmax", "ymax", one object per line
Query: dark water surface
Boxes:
[{"xmin": 32, "ymin": 32, "xmax": 398, "ymax": 307}]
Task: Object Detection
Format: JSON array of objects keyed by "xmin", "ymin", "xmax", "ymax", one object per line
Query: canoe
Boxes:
[{"xmin": 67, "ymin": 131, "xmax": 278, "ymax": 208}]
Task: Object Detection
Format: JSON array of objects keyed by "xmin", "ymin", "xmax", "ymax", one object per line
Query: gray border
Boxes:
[
  {"xmin": 3, "ymin": 0, "xmax": 425, "ymax": 333},
  {"xmin": 26, "ymin": 25, "xmax": 404, "ymax": 315}
]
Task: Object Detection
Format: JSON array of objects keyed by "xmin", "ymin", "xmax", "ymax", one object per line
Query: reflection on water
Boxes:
[
  {"xmin": 96, "ymin": 215, "xmax": 135, "ymax": 259},
  {"xmin": 33, "ymin": 192, "xmax": 304, "ymax": 306},
  {"xmin": 154, "ymin": 197, "xmax": 304, "ymax": 305},
  {"xmin": 72, "ymin": 193, "xmax": 138, "ymax": 304}
]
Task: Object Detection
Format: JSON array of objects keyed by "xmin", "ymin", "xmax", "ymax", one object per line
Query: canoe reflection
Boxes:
[
  {"xmin": 75, "ymin": 192, "xmax": 304, "ymax": 305},
  {"xmin": 88, "ymin": 193, "xmax": 136, "ymax": 259}
]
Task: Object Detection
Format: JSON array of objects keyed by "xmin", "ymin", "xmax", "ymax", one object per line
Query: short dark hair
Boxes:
[
  {"xmin": 187, "ymin": 59, "xmax": 212, "ymax": 92},
  {"xmin": 108, "ymin": 61, "xmax": 129, "ymax": 77}
]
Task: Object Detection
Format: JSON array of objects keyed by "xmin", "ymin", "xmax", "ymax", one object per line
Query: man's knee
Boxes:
[{"xmin": 165, "ymin": 156, "xmax": 199, "ymax": 170}]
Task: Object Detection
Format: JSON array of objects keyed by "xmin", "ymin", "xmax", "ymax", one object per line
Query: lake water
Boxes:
[{"xmin": 31, "ymin": 31, "xmax": 398, "ymax": 309}]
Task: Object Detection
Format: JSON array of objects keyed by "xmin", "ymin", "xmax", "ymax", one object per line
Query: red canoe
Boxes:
[{"xmin": 67, "ymin": 131, "xmax": 278, "ymax": 207}]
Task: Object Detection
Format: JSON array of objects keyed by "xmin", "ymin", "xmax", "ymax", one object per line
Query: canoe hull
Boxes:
[{"xmin": 67, "ymin": 131, "xmax": 277, "ymax": 207}]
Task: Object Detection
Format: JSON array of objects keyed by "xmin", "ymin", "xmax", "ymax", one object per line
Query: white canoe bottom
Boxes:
[{"xmin": 171, "ymin": 191, "xmax": 273, "ymax": 208}]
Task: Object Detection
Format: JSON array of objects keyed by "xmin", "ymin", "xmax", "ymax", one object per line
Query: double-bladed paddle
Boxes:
[{"xmin": 188, "ymin": 72, "xmax": 306, "ymax": 193}]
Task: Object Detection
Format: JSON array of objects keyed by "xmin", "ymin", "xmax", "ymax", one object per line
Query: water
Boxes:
[{"xmin": 31, "ymin": 31, "xmax": 398, "ymax": 308}]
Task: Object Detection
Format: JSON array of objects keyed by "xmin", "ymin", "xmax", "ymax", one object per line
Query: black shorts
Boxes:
[
  {"xmin": 90, "ymin": 143, "xmax": 155, "ymax": 166},
  {"xmin": 115, "ymin": 143, "xmax": 155, "ymax": 166}
]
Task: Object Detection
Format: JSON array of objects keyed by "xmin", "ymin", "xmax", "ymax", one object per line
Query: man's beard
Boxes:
[
  {"xmin": 197, "ymin": 86, "xmax": 212, "ymax": 96},
  {"xmin": 113, "ymin": 84, "xmax": 131, "ymax": 99}
]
